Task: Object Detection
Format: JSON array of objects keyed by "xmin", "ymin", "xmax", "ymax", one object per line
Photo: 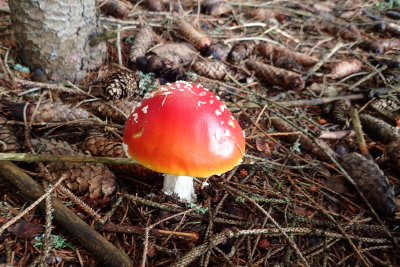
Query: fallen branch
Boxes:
[
  {"xmin": 0, "ymin": 161, "xmax": 133, "ymax": 267},
  {"xmin": 0, "ymin": 152, "xmax": 137, "ymax": 165}
]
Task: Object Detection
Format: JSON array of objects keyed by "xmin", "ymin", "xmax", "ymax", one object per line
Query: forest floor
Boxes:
[{"xmin": 0, "ymin": 0, "xmax": 400, "ymax": 266}]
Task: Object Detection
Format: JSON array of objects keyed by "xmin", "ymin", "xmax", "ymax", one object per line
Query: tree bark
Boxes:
[{"xmin": 9, "ymin": 0, "xmax": 105, "ymax": 82}]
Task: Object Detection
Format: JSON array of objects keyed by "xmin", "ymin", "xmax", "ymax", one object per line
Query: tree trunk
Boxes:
[{"xmin": 9, "ymin": 0, "xmax": 105, "ymax": 82}]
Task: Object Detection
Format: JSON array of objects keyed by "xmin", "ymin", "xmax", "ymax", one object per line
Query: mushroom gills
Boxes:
[{"xmin": 163, "ymin": 174, "xmax": 197, "ymax": 203}]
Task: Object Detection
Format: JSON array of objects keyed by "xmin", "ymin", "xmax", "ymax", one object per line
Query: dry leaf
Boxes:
[
  {"xmin": 228, "ymin": 41, "xmax": 255, "ymax": 63},
  {"xmin": 151, "ymin": 42, "xmax": 198, "ymax": 66},
  {"xmin": 255, "ymin": 137, "xmax": 273, "ymax": 156},
  {"xmin": 206, "ymin": 42, "xmax": 232, "ymax": 61},
  {"xmin": 8, "ymin": 221, "xmax": 44, "ymax": 238}
]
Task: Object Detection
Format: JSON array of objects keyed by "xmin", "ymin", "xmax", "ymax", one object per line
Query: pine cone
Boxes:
[
  {"xmin": 321, "ymin": 22, "xmax": 360, "ymax": 41},
  {"xmin": 383, "ymin": 69, "xmax": 400, "ymax": 86},
  {"xmin": 245, "ymin": 60, "xmax": 305, "ymax": 90},
  {"xmin": 329, "ymin": 59, "xmax": 362, "ymax": 79},
  {"xmin": 103, "ymin": 70, "xmax": 139, "ymax": 100},
  {"xmin": 100, "ymin": 0, "xmax": 129, "ymax": 18},
  {"xmin": 0, "ymin": 115, "xmax": 20, "ymax": 152},
  {"xmin": 31, "ymin": 138, "xmax": 83, "ymax": 172},
  {"xmin": 370, "ymin": 90, "xmax": 400, "ymax": 120},
  {"xmin": 193, "ymin": 60, "xmax": 237, "ymax": 81},
  {"xmin": 58, "ymin": 164, "xmax": 116, "ymax": 199},
  {"xmin": 257, "ymin": 43, "xmax": 318, "ymax": 67},
  {"xmin": 341, "ymin": 152, "xmax": 396, "ymax": 217},
  {"xmin": 81, "ymin": 135, "xmax": 159, "ymax": 178},
  {"xmin": 274, "ymin": 56, "xmax": 303, "ymax": 71},
  {"xmin": 331, "ymin": 100, "xmax": 350, "ymax": 125},
  {"xmin": 82, "ymin": 135, "xmax": 124, "ymax": 158},
  {"xmin": 129, "ymin": 25, "xmax": 157, "ymax": 63},
  {"xmin": 31, "ymin": 138, "xmax": 116, "ymax": 199},
  {"xmin": 387, "ymin": 140, "xmax": 400, "ymax": 171},
  {"xmin": 177, "ymin": 19, "xmax": 211, "ymax": 51},
  {"xmin": 6, "ymin": 101, "xmax": 90, "ymax": 123},
  {"xmin": 90, "ymin": 100, "xmax": 137, "ymax": 123},
  {"xmin": 359, "ymin": 114, "xmax": 400, "ymax": 144},
  {"xmin": 145, "ymin": 0, "xmax": 163, "ymax": 11}
]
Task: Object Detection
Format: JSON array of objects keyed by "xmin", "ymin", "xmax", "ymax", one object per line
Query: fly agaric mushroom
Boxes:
[{"xmin": 123, "ymin": 81, "xmax": 245, "ymax": 203}]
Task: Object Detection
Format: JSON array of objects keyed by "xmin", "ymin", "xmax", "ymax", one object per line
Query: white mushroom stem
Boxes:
[{"xmin": 163, "ymin": 175, "xmax": 197, "ymax": 203}]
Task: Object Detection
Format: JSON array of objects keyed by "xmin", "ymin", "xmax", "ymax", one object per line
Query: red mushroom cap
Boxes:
[{"xmin": 123, "ymin": 81, "xmax": 245, "ymax": 177}]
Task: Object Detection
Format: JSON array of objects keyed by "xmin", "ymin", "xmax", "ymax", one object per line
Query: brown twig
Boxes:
[
  {"xmin": 318, "ymin": 130, "xmax": 355, "ymax": 139},
  {"xmin": 95, "ymin": 222, "xmax": 198, "ymax": 241},
  {"xmin": 349, "ymin": 108, "xmax": 370, "ymax": 157}
]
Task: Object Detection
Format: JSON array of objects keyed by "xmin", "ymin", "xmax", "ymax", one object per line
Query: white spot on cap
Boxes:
[
  {"xmin": 220, "ymin": 105, "xmax": 225, "ymax": 112},
  {"xmin": 221, "ymin": 121, "xmax": 224, "ymax": 125},
  {"xmin": 199, "ymin": 92, "xmax": 206, "ymax": 96},
  {"xmin": 162, "ymin": 91, "xmax": 173, "ymax": 96},
  {"xmin": 135, "ymin": 102, "xmax": 142, "ymax": 108},
  {"xmin": 215, "ymin": 110, "xmax": 222, "ymax": 116},
  {"xmin": 142, "ymin": 105, "xmax": 149, "ymax": 114},
  {"xmin": 132, "ymin": 113, "xmax": 139, "ymax": 123},
  {"xmin": 228, "ymin": 120, "xmax": 235, "ymax": 128},
  {"xmin": 230, "ymin": 115, "xmax": 235, "ymax": 120},
  {"xmin": 224, "ymin": 129, "xmax": 230, "ymax": 136},
  {"xmin": 198, "ymin": 101, "xmax": 207, "ymax": 107},
  {"xmin": 209, "ymin": 100, "xmax": 214, "ymax": 104},
  {"xmin": 216, "ymin": 96, "xmax": 220, "ymax": 100}
]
